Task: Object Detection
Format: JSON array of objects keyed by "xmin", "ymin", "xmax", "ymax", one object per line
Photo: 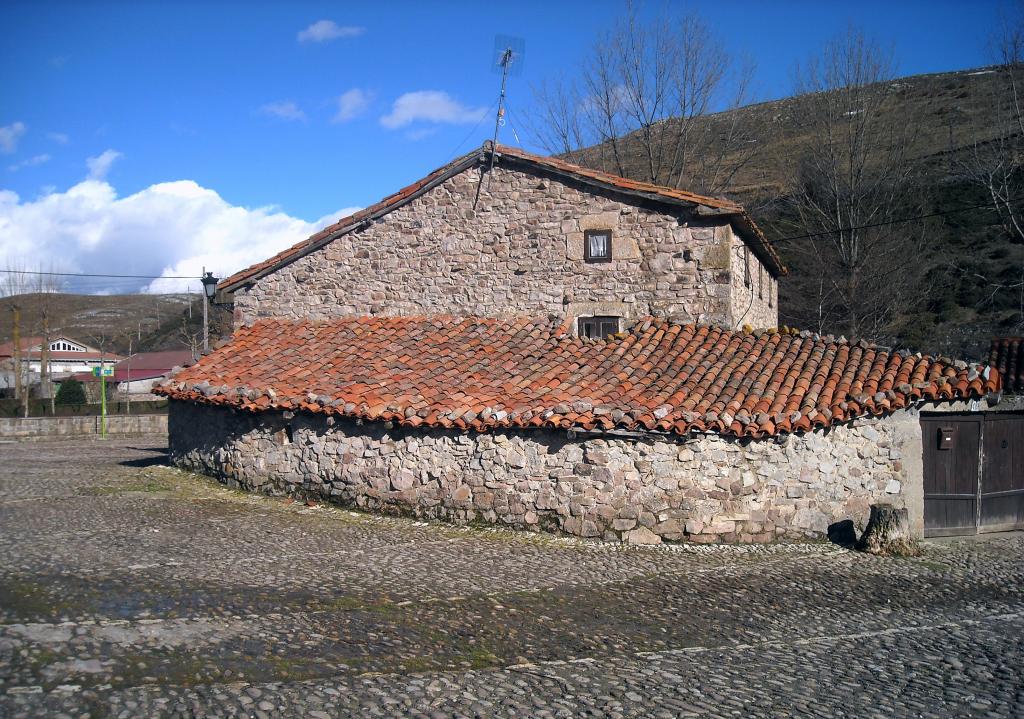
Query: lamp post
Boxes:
[{"xmin": 200, "ymin": 269, "xmax": 219, "ymax": 353}]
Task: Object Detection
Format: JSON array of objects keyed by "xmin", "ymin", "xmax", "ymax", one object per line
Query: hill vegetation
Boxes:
[
  {"xmin": 559, "ymin": 66, "xmax": 1023, "ymax": 360},
  {"xmin": 0, "ymin": 292, "xmax": 232, "ymax": 356}
]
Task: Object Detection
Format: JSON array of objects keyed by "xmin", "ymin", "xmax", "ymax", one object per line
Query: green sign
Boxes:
[{"xmin": 92, "ymin": 367, "xmax": 114, "ymax": 377}]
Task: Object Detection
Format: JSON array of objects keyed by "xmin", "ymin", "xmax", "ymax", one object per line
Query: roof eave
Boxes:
[{"xmin": 691, "ymin": 205, "xmax": 787, "ymax": 278}]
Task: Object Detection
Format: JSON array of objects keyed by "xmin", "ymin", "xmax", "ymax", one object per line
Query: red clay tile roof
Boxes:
[
  {"xmin": 156, "ymin": 317, "xmax": 997, "ymax": 439},
  {"xmin": 218, "ymin": 143, "xmax": 784, "ymax": 293},
  {"xmin": 989, "ymin": 336, "xmax": 1023, "ymax": 394}
]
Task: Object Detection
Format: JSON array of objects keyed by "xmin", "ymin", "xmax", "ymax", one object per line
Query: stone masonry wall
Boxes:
[
  {"xmin": 233, "ymin": 164, "xmax": 778, "ymax": 331},
  {"xmin": 729, "ymin": 229, "xmax": 777, "ymax": 330},
  {"xmin": 168, "ymin": 400, "xmax": 921, "ymax": 544}
]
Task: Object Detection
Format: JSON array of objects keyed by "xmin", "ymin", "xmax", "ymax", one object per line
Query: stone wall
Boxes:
[
  {"xmin": 729, "ymin": 230, "xmax": 777, "ymax": 330},
  {"xmin": 168, "ymin": 400, "xmax": 922, "ymax": 543},
  {"xmin": 233, "ymin": 164, "xmax": 778, "ymax": 331},
  {"xmin": 0, "ymin": 413, "xmax": 168, "ymax": 439}
]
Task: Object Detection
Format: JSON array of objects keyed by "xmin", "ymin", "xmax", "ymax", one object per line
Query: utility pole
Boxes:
[
  {"xmin": 202, "ymin": 267, "xmax": 209, "ymax": 353},
  {"xmin": 41, "ymin": 309, "xmax": 51, "ymax": 416},
  {"xmin": 100, "ymin": 364, "xmax": 107, "ymax": 439},
  {"xmin": 124, "ymin": 337, "xmax": 132, "ymax": 416},
  {"xmin": 12, "ymin": 304, "xmax": 23, "ymax": 416}
]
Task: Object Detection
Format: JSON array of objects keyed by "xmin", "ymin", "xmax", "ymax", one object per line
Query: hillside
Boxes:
[
  {"xmin": 0, "ymin": 292, "xmax": 233, "ymax": 356},
  {"xmin": 573, "ymin": 66, "xmax": 1010, "ymax": 201},
  {"xmin": 571, "ymin": 66, "xmax": 1023, "ymax": 360}
]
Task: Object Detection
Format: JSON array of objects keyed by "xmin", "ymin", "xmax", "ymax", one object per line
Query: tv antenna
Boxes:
[{"xmin": 488, "ymin": 35, "xmax": 525, "ymax": 170}]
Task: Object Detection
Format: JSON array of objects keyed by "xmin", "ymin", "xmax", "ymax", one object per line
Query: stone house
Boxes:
[
  {"xmin": 218, "ymin": 143, "xmax": 785, "ymax": 334},
  {"xmin": 161, "ymin": 143, "xmax": 1014, "ymax": 543}
]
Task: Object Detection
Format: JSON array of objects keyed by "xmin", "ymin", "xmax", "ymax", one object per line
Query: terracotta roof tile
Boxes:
[
  {"xmin": 156, "ymin": 317, "xmax": 998, "ymax": 438},
  {"xmin": 989, "ymin": 336, "xmax": 1023, "ymax": 394},
  {"xmin": 218, "ymin": 144, "xmax": 783, "ymax": 292}
]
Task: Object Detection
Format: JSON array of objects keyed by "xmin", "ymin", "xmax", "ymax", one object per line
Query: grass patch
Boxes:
[
  {"xmin": 85, "ymin": 477, "xmax": 174, "ymax": 495},
  {"xmin": 0, "ymin": 577, "xmax": 89, "ymax": 619}
]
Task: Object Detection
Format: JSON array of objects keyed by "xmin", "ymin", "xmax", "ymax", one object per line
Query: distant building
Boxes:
[
  {"xmin": 0, "ymin": 336, "xmax": 122, "ymax": 390},
  {"xmin": 71, "ymin": 349, "xmax": 194, "ymax": 397}
]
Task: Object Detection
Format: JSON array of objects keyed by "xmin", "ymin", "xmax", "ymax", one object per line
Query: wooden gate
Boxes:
[{"xmin": 922, "ymin": 412, "xmax": 1024, "ymax": 537}]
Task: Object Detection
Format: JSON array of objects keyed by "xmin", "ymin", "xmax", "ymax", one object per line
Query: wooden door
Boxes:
[
  {"xmin": 921, "ymin": 415, "xmax": 981, "ymax": 537},
  {"xmin": 979, "ymin": 414, "xmax": 1024, "ymax": 533}
]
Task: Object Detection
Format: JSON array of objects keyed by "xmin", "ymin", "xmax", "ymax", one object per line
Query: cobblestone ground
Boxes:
[{"xmin": 0, "ymin": 437, "xmax": 1022, "ymax": 718}]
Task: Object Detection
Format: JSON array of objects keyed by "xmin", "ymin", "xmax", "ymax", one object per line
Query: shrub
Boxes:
[{"xmin": 55, "ymin": 378, "xmax": 87, "ymax": 405}]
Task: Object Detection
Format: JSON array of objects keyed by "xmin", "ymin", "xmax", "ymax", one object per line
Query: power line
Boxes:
[
  {"xmin": 447, "ymin": 99, "xmax": 499, "ymax": 159},
  {"xmin": 767, "ymin": 196, "xmax": 1020, "ymax": 245},
  {"xmin": 0, "ymin": 269, "xmax": 199, "ymax": 279}
]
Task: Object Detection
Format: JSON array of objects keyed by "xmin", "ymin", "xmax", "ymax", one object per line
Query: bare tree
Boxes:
[
  {"xmin": 777, "ymin": 28, "xmax": 929, "ymax": 340},
  {"xmin": 178, "ymin": 317, "xmax": 201, "ymax": 361},
  {"xmin": 953, "ymin": 11, "xmax": 1024, "ymax": 337},
  {"xmin": 2, "ymin": 260, "xmax": 65, "ymax": 414},
  {"xmin": 526, "ymin": 5, "xmax": 757, "ymax": 195},
  {"xmin": 1, "ymin": 259, "xmax": 33, "ymax": 298},
  {"xmin": 529, "ymin": 77, "xmax": 588, "ymax": 164},
  {"xmin": 962, "ymin": 16, "xmax": 1024, "ymax": 245}
]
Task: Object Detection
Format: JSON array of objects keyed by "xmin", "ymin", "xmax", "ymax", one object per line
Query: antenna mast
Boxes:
[
  {"xmin": 487, "ymin": 36, "xmax": 524, "ymax": 175},
  {"xmin": 490, "ymin": 47, "xmax": 513, "ymax": 156}
]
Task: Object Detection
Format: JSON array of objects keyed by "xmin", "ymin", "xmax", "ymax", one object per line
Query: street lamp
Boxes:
[{"xmin": 200, "ymin": 269, "xmax": 219, "ymax": 353}]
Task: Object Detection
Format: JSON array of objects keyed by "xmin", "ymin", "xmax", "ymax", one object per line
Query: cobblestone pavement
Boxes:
[{"xmin": 1, "ymin": 437, "xmax": 1022, "ymax": 718}]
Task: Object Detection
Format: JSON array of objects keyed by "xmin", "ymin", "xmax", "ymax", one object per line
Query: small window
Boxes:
[
  {"xmin": 743, "ymin": 247, "xmax": 751, "ymax": 288},
  {"xmin": 578, "ymin": 316, "xmax": 620, "ymax": 339},
  {"xmin": 584, "ymin": 229, "xmax": 612, "ymax": 262}
]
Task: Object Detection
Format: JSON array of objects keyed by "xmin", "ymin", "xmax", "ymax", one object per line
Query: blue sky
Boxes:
[{"xmin": 0, "ymin": 0, "xmax": 1009, "ymax": 292}]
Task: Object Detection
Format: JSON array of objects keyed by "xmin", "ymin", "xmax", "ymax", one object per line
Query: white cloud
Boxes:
[
  {"xmin": 86, "ymin": 149, "xmax": 123, "ymax": 180},
  {"xmin": 0, "ymin": 122, "xmax": 27, "ymax": 154},
  {"xmin": 297, "ymin": 20, "xmax": 365, "ymax": 43},
  {"xmin": 8, "ymin": 154, "xmax": 51, "ymax": 172},
  {"xmin": 47, "ymin": 132, "xmax": 70, "ymax": 145},
  {"xmin": 259, "ymin": 101, "xmax": 306, "ymax": 121},
  {"xmin": 380, "ymin": 91, "xmax": 489, "ymax": 129},
  {"xmin": 333, "ymin": 89, "xmax": 371, "ymax": 122},
  {"xmin": 0, "ymin": 178, "xmax": 359, "ymax": 294}
]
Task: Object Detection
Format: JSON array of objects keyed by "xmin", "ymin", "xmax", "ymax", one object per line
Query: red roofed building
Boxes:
[
  {"xmin": 0, "ymin": 336, "xmax": 121, "ymax": 388},
  {"xmin": 71, "ymin": 350, "xmax": 195, "ymax": 396},
  {"xmin": 163, "ymin": 144, "xmax": 1021, "ymax": 542}
]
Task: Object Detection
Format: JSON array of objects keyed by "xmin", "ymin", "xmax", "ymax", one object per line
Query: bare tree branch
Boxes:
[
  {"xmin": 778, "ymin": 27, "xmax": 930, "ymax": 341},
  {"xmin": 526, "ymin": 5, "xmax": 757, "ymax": 195}
]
